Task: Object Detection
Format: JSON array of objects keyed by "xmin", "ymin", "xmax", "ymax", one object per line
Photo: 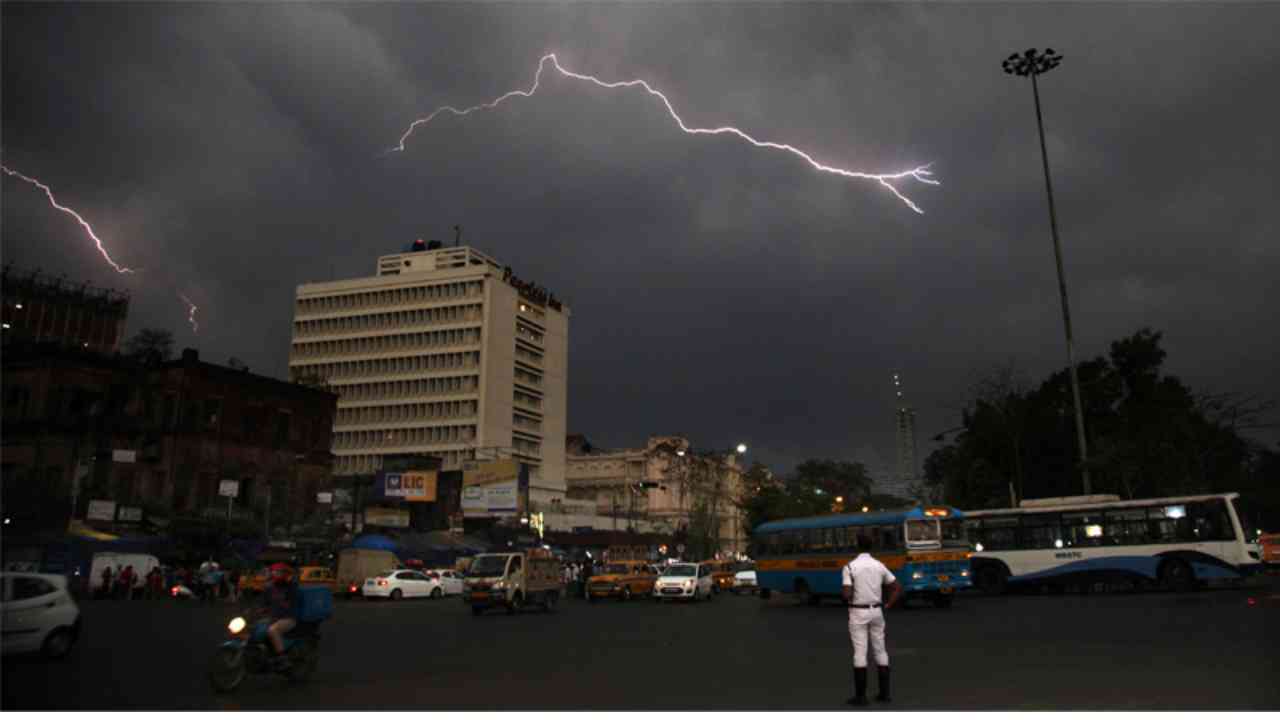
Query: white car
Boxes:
[
  {"xmin": 733, "ymin": 568, "xmax": 758, "ymax": 594},
  {"xmin": 1, "ymin": 572, "xmax": 81, "ymax": 658},
  {"xmin": 363, "ymin": 569, "xmax": 457, "ymax": 600},
  {"xmin": 423, "ymin": 569, "xmax": 465, "ymax": 597},
  {"xmin": 652, "ymin": 563, "xmax": 715, "ymax": 602}
]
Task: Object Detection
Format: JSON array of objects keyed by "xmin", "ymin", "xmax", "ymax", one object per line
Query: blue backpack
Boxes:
[{"xmin": 295, "ymin": 585, "xmax": 334, "ymax": 623}]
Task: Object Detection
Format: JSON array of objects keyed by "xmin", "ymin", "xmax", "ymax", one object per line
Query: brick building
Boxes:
[{"xmin": 1, "ymin": 345, "xmax": 337, "ymax": 537}]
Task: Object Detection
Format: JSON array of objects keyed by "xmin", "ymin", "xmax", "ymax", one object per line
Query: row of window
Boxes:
[
  {"xmin": 967, "ymin": 499, "xmax": 1237, "ymax": 551},
  {"xmin": 514, "ymin": 389, "xmax": 543, "ymax": 410},
  {"xmin": 755, "ymin": 524, "xmax": 906, "ymax": 557},
  {"xmin": 291, "ymin": 352, "xmax": 481, "ymax": 381},
  {"xmin": 515, "ymin": 321, "xmax": 544, "ymax": 345},
  {"xmin": 336, "ymin": 450, "xmax": 473, "ymax": 475},
  {"xmin": 332, "ymin": 424, "xmax": 477, "ymax": 450},
  {"xmin": 335, "ymin": 400, "xmax": 479, "ymax": 428},
  {"xmin": 331, "ymin": 376, "xmax": 478, "ymax": 403},
  {"xmin": 291, "ymin": 328, "xmax": 482, "ymax": 359},
  {"xmin": 513, "ymin": 437, "xmax": 542, "ymax": 456},
  {"xmin": 515, "ymin": 345, "xmax": 543, "ymax": 366},
  {"xmin": 513, "ymin": 413, "xmax": 543, "ymax": 433},
  {"xmin": 293, "ymin": 303, "xmax": 483, "ymax": 338},
  {"xmin": 296, "ymin": 281, "xmax": 483, "ymax": 317},
  {"xmin": 514, "ymin": 367, "xmax": 543, "ymax": 388}
]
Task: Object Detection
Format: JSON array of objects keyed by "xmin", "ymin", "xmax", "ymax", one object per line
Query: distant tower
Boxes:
[{"xmin": 893, "ymin": 373, "xmax": 919, "ymax": 499}]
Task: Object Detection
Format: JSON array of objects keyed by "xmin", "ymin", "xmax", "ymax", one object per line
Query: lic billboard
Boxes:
[{"xmin": 374, "ymin": 470, "xmax": 437, "ymax": 503}]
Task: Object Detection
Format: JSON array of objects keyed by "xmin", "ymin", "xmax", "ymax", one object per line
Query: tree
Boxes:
[{"xmin": 123, "ymin": 328, "xmax": 174, "ymax": 361}]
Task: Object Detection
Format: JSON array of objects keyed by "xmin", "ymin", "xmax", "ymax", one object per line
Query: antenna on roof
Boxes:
[{"xmin": 454, "ymin": 225, "xmax": 462, "ymax": 248}]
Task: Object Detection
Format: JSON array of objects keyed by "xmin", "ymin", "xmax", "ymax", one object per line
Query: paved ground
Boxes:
[{"xmin": 3, "ymin": 580, "xmax": 1277, "ymax": 711}]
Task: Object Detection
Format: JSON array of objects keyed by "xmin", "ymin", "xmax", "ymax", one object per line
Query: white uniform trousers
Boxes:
[{"xmin": 847, "ymin": 607, "xmax": 889, "ymax": 668}]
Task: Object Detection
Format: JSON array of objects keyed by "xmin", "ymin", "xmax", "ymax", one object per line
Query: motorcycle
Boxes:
[{"xmin": 209, "ymin": 615, "xmax": 321, "ymax": 693}]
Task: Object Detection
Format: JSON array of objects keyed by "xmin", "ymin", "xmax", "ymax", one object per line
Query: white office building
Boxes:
[{"xmin": 288, "ymin": 244, "xmax": 570, "ymax": 503}]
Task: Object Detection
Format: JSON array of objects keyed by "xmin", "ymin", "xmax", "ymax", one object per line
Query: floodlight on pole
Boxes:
[{"xmin": 1002, "ymin": 47, "xmax": 1092, "ymax": 495}]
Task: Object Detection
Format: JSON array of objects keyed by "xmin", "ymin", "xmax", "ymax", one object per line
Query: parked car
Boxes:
[
  {"xmin": 1, "ymin": 572, "xmax": 81, "ymax": 659},
  {"xmin": 362, "ymin": 569, "xmax": 447, "ymax": 600},
  {"xmin": 732, "ymin": 566, "xmax": 758, "ymax": 594},
  {"xmin": 652, "ymin": 562, "xmax": 715, "ymax": 602}
]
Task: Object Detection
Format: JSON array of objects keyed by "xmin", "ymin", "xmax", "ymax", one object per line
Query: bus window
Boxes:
[
  {"xmin": 1190, "ymin": 499, "xmax": 1234, "ymax": 542},
  {"xmin": 1062, "ymin": 511, "xmax": 1105, "ymax": 547},
  {"xmin": 983, "ymin": 516, "xmax": 1019, "ymax": 551},
  {"xmin": 878, "ymin": 524, "xmax": 901, "ymax": 550},
  {"xmin": 833, "ymin": 526, "xmax": 851, "ymax": 553},
  {"xmin": 941, "ymin": 519, "xmax": 968, "ymax": 548},
  {"xmin": 1104, "ymin": 508, "xmax": 1148, "ymax": 545},
  {"xmin": 1018, "ymin": 513, "xmax": 1061, "ymax": 549},
  {"xmin": 964, "ymin": 519, "xmax": 983, "ymax": 548},
  {"xmin": 1147, "ymin": 506, "xmax": 1195, "ymax": 543}
]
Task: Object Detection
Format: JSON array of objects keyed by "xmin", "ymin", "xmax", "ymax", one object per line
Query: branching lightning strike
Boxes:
[
  {"xmin": 392, "ymin": 53, "xmax": 939, "ymax": 213},
  {"xmin": 178, "ymin": 293, "xmax": 199, "ymax": 334},
  {"xmin": 2, "ymin": 164, "xmax": 139, "ymax": 273}
]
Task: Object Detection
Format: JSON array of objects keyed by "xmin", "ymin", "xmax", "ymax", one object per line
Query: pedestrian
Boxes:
[
  {"xmin": 841, "ymin": 533, "xmax": 902, "ymax": 706},
  {"xmin": 147, "ymin": 567, "xmax": 163, "ymax": 600},
  {"xmin": 121, "ymin": 565, "xmax": 136, "ymax": 600},
  {"xmin": 100, "ymin": 565, "xmax": 114, "ymax": 601}
]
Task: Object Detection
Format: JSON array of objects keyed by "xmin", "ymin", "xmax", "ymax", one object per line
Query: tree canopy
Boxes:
[{"xmin": 123, "ymin": 327, "xmax": 174, "ymax": 361}]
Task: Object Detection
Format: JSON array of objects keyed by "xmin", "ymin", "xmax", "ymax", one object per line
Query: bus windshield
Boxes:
[{"xmin": 906, "ymin": 519, "xmax": 941, "ymax": 544}]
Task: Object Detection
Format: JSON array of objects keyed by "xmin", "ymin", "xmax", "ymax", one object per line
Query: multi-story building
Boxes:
[
  {"xmin": 289, "ymin": 244, "xmax": 570, "ymax": 504},
  {"xmin": 1, "ymin": 265, "xmax": 129, "ymax": 354},
  {"xmin": 564, "ymin": 435, "xmax": 748, "ymax": 555},
  {"xmin": 1, "ymin": 346, "xmax": 337, "ymax": 535}
]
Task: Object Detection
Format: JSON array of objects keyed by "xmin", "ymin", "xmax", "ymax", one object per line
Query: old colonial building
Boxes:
[
  {"xmin": 1, "ymin": 345, "xmax": 337, "ymax": 536},
  {"xmin": 564, "ymin": 435, "xmax": 748, "ymax": 555},
  {"xmin": 1, "ymin": 266, "xmax": 129, "ymax": 354}
]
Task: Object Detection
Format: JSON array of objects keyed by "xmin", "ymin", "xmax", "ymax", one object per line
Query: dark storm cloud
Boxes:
[{"xmin": 4, "ymin": 3, "xmax": 1277, "ymax": 478}]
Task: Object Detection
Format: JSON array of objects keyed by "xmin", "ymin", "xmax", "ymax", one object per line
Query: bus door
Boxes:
[{"xmin": 1187, "ymin": 498, "xmax": 1238, "ymax": 568}]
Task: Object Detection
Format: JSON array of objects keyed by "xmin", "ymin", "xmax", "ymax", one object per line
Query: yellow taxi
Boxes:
[
  {"xmin": 238, "ymin": 568, "xmax": 269, "ymax": 596},
  {"xmin": 586, "ymin": 561, "xmax": 659, "ymax": 602},
  {"xmin": 297, "ymin": 566, "xmax": 338, "ymax": 593},
  {"xmin": 1260, "ymin": 533, "xmax": 1280, "ymax": 573},
  {"xmin": 703, "ymin": 560, "xmax": 737, "ymax": 594}
]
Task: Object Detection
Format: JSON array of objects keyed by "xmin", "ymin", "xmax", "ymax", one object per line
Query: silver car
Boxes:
[{"xmin": 652, "ymin": 563, "xmax": 715, "ymax": 602}]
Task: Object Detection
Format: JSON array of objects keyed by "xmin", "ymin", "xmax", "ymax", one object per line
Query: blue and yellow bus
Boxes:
[{"xmin": 752, "ymin": 506, "xmax": 973, "ymax": 608}]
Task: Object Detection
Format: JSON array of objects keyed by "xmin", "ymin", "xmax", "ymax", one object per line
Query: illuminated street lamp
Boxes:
[
  {"xmin": 736, "ymin": 443, "xmax": 748, "ymax": 455},
  {"xmin": 835, "ymin": 496, "xmax": 844, "ymax": 504},
  {"xmin": 1003, "ymin": 47, "xmax": 1092, "ymax": 494},
  {"xmin": 861, "ymin": 506, "xmax": 870, "ymax": 513}
]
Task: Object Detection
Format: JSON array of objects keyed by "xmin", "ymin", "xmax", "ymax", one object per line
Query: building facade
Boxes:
[
  {"xmin": 563, "ymin": 435, "xmax": 748, "ymax": 555},
  {"xmin": 1, "ymin": 346, "xmax": 338, "ymax": 536},
  {"xmin": 289, "ymin": 245, "xmax": 570, "ymax": 504},
  {"xmin": 1, "ymin": 265, "xmax": 129, "ymax": 354}
]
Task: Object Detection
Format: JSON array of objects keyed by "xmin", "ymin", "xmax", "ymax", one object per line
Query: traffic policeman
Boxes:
[{"xmin": 841, "ymin": 533, "xmax": 902, "ymax": 705}]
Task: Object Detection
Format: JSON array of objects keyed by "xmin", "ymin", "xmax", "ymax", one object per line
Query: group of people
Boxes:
[
  {"xmin": 560, "ymin": 560, "xmax": 601, "ymax": 597},
  {"xmin": 96, "ymin": 565, "xmax": 165, "ymax": 600}
]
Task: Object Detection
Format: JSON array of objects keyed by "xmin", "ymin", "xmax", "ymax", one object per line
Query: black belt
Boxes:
[{"xmin": 849, "ymin": 603, "xmax": 881, "ymax": 609}]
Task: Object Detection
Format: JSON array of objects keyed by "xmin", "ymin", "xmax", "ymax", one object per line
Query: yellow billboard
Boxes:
[{"xmin": 463, "ymin": 459, "xmax": 519, "ymax": 488}]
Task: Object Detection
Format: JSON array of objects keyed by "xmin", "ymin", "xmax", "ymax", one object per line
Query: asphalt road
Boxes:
[{"xmin": 4, "ymin": 581, "xmax": 1277, "ymax": 711}]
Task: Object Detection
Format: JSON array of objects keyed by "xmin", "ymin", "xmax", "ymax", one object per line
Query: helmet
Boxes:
[{"xmin": 269, "ymin": 562, "xmax": 293, "ymax": 585}]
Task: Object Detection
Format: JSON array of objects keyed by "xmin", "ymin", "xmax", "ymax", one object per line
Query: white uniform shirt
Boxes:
[{"xmin": 841, "ymin": 553, "xmax": 897, "ymax": 605}]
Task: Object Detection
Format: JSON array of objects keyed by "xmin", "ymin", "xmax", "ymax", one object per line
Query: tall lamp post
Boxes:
[{"xmin": 1003, "ymin": 47, "xmax": 1092, "ymax": 495}]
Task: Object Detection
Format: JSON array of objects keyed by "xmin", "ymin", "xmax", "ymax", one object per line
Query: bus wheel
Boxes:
[
  {"xmin": 1159, "ymin": 559, "xmax": 1194, "ymax": 593},
  {"xmin": 932, "ymin": 594, "xmax": 954, "ymax": 609},
  {"xmin": 977, "ymin": 565, "xmax": 1008, "ymax": 595}
]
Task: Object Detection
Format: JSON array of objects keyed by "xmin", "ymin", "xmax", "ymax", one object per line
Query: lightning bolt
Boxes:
[
  {"xmin": 392, "ymin": 53, "xmax": 939, "ymax": 213},
  {"xmin": 178, "ymin": 292, "xmax": 199, "ymax": 334},
  {"xmin": 2, "ymin": 163, "xmax": 140, "ymax": 273}
]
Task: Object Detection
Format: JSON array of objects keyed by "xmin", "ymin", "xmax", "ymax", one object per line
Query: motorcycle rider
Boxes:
[{"xmin": 261, "ymin": 562, "xmax": 300, "ymax": 670}]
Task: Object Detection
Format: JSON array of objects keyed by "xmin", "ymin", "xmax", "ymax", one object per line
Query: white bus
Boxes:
[{"xmin": 964, "ymin": 492, "xmax": 1264, "ymax": 593}]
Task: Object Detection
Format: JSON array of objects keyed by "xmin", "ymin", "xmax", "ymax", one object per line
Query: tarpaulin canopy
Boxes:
[
  {"xmin": 350, "ymin": 534, "xmax": 399, "ymax": 552},
  {"xmin": 67, "ymin": 520, "xmax": 119, "ymax": 541}
]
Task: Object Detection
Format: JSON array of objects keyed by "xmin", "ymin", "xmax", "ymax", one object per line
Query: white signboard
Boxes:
[
  {"xmin": 87, "ymin": 500, "xmax": 117, "ymax": 522},
  {"xmin": 112, "ymin": 449, "xmax": 137, "ymax": 463},
  {"xmin": 117, "ymin": 506, "xmax": 143, "ymax": 523},
  {"xmin": 461, "ymin": 479, "xmax": 520, "ymax": 517},
  {"xmin": 218, "ymin": 480, "xmax": 240, "ymax": 498},
  {"xmin": 316, "ymin": 492, "xmax": 333, "ymax": 505}
]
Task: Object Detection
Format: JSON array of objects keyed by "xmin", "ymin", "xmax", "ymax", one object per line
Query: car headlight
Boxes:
[
  {"xmin": 912, "ymin": 572, "xmax": 924, "ymax": 580},
  {"xmin": 493, "ymin": 581, "xmax": 506, "ymax": 590},
  {"xmin": 684, "ymin": 579, "xmax": 694, "ymax": 588},
  {"xmin": 961, "ymin": 570, "xmax": 969, "ymax": 577}
]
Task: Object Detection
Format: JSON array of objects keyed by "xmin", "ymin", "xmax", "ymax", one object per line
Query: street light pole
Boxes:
[{"xmin": 1003, "ymin": 48, "xmax": 1092, "ymax": 495}]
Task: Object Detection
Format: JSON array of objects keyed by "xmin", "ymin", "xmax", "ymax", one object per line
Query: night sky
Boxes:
[{"xmin": 4, "ymin": 3, "xmax": 1277, "ymax": 479}]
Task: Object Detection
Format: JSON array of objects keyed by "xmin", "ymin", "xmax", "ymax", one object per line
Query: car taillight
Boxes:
[
  {"xmin": 349, "ymin": 584, "xmax": 357, "ymax": 593},
  {"xmin": 378, "ymin": 579, "xmax": 388, "ymax": 586},
  {"xmin": 171, "ymin": 587, "xmax": 179, "ymax": 596}
]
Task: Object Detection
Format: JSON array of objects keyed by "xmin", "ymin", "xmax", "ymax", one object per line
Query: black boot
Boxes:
[
  {"xmin": 876, "ymin": 665, "xmax": 891, "ymax": 702},
  {"xmin": 846, "ymin": 667, "xmax": 869, "ymax": 706}
]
